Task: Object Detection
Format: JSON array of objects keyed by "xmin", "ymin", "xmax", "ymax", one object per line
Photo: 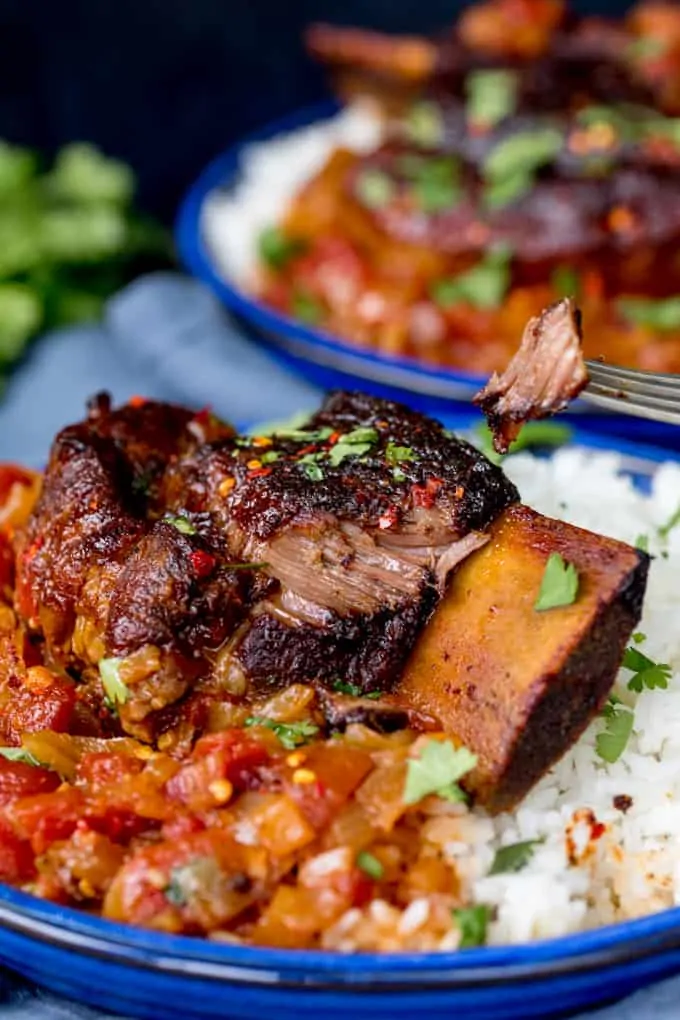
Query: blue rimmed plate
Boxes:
[
  {"xmin": 0, "ymin": 429, "xmax": 676, "ymax": 1019},
  {"xmin": 176, "ymin": 103, "xmax": 677, "ymax": 450}
]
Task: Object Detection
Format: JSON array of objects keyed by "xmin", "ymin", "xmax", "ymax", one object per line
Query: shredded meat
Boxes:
[{"xmin": 473, "ymin": 298, "xmax": 589, "ymax": 453}]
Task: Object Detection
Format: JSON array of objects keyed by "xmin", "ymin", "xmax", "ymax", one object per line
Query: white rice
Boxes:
[
  {"xmin": 202, "ymin": 104, "xmax": 384, "ymax": 287},
  {"xmin": 203, "ymin": 100, "xmax": 680, "ymax": 944},
  {"xmin": 463, "ymin": 449, "xmax": 680, "ymax": 945}
]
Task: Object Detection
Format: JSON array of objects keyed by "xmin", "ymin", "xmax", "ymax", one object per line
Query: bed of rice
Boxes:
[
  {"xmin": 317, "ymin": 448, "xmax": 680, "ymax": 950},
  {"xmin": 202, "ymin": 103, "xmax": 385, "ymax": 288},
  {"xmin": 199, "ymin": 106, "xmax": 680, "ymax": 949}
]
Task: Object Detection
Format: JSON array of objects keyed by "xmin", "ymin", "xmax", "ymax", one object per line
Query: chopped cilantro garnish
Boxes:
[
  {"xmin": 453, "ymin": 904, "xmax": 490, "ymax": 948},
  {"xmin": 355, "ymin": 168, "xmax": 395, "ymax": 209},
  {"xmin": 596, "ymin": 697, "xmax": 634, "ymax": 763},
  {"xmin": 260, "ymin": 450, "xmax": 280, "ymax": 464},
  {"xmin": 483, "ymin": 170, "xmax": 533, "ymax": 210},
  {"xmin": 393, "ymin": 467, "xmax": 407, "ymax": 482},
  {"xmin": 276, "ymin": 425, "xmax": 333, "ymax": 442},
  {"xmin": 405, "ymin": 101, "xmax": 444, "ymax": 148},
  {"xmin": 633, "ymin": 632, "xmax": 646, "ymax": 644},
  {"xmin": 489, "ymin": 838, "xmax": 544, "ymax": 876},
  {"xmin": 244, "ymin": 715, "xmax": 319, "ymax": 750},
  {"xmin": 534, "ymin": 553, "xmax": 579, "ymax": 612},
  {"xmin": 356, "ymin": 851, "xmax": 384, "ymax": 880},
  {"xmin": 430, "ymin": 245, "xmax": 512, "ymax": 311},
  {"xmin": 552, "ymin": 265, "xmax": 581, "ymax": 299},
  {"xmin": 484, "ymin": 128, "xmax": 563, "ymax": 182},
  {"xmin": 635, "ymin": 533, "xmax": 649, "ymax": 552},
  {"xmin": 617, "ymin": 296, "xmax": 680, "ymax": 331},
  {"xmin": 385, "ymin": 443, "xmax": 415, "ymax": 466},
  {"xmin": 409, "ymin": 156, "xmax": 462, "ymax": 214},
  {"xmin": 302, "ymin": 461, "xmax": 324, "ymax": 482},
  {"xmin": 622, "ymin": 646, "xmax": 671, "ymax": 692},
  {"xmin": 252, "ymin": 410, "xmax": 312, "ymax": 437},
  {"xmin": 342, "ymin": 427, "xmax": 379, "ymax": 445},
  {"xmin": 258, "ymin": 226, "xmax": 305, "ymax": 270},
  {"xmin": 99, "ymin": 657, "xmax": 129, "ymax": 706},
  {"xmin": 164, "ymin": 513, "xmax": 196, "ymax": 536},
  {"xmin": 328, "ymin": 427, "xmax": 378, "ymax": 468},
  {"xmin": 465, "ymin": 69, "xmax": 519, "ymax": 128},
  {"xmin": 0, "ymin": 747, "xmax": 42, "ymax": 767},
  {"xmin": 292, "ymin": 290, "xmax": 324, "ymax": 325},
  {"xmin": 403, "ymin": 739, "xmax": 477, "ymax": 805},
  {"xmin": 332, "ymin": 680, "xmax": 363, "ymax": 697},
  {"xmin": 658, "ymin": 504, "xmax": 680, "ymax": 541}
]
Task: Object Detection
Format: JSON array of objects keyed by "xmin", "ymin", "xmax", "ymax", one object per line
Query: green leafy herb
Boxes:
[
  {"xmin": 552, "ymin": 265, "xmax": 581, "ymax": 299},
  {"xmin": 342, "ymin": 427, "xmax": 379, "ymax": 445},
  {"xmin": 635, "ymin": 533, "xmax": 649, "ymax": 552},
  {"xmin": 393, "ymin": 467, "xmax": 407, "ymax": 482},
  {"xmin": 47, "ymin": 143, "xmax": 134, "ymax": 205},
  {"xmin": 328, "ymin": 427, "xmax": 379, "ymax": 468},
  {"xmin": 252, "ymin": 410, "xmax": 313, "ymax": 437},
  {"xmin": 244, "ymin": 715, "xmax": 319, "ymax": 750},
  {"xmin": 596, "ymin": 697, "xmax": 634, "ymax": 763},
  {"xmin": 165, "ymin": 857, "xmax": 218, "ymax": 908},
  {"xmin": 534, "ymin": 553, "xmax": 579, "ymax": 612},
  {"xmin": 99, "ymin": 658, "xmax": 129, "ymax": 707},
  {"xmin": 302, "ymin": 461, "xmax": 324, "ymax": 482},
  {"xmin": 658, "ymin": 504, "xmax": 680, "ymax": 540},
  {"xmin": 275, "ymin": 425, "xmax": 333, "ymax": 443},
  {"xmin": 403, "ymin": 739, "xmax": 477, "ymax": 805},
  {"xmin": 466, "ymin": 69, "xmax": 519, "ymax": 128},
  {"xmin": 292, "ymin": 290, "xmax": 324, "ymax": 326},
  {"xmin": 431, "ymin": 245, "xmax": 512, "ymax": 311},
  {"xmin": 453, "ymin": 904, "xmax": 490, "ymax": 948},
  {"xmin": 405, "ymin": 101, "xmax": 444, "ymax": 148},
  {"xmin": 355, "ymin": 168, "xmax": 395, "ymax": 209},
  {"xmin": 0, "ymin": 747, "xmax": 41, "ymax": 767},
  {"xmin": 385, "ymin": 443, "xmax": 415, "ymax": 466},
  {"xmin": 409, "ymin": 156, "xmax": 462, "ymax": 214},
  {"xmin": 633, "ymin": 632, "xmax": 646, "ymax": 644},
  {"xmin": 617, "ymin": 296, "xmax": 680, "ymax": 331},
  {"xmin": 622, "ymin": 647, "xmax": 671, "ymax": 692},
  {"xmin": 333, "ymin": 680, "xmax": 363, "ymax": 697},
  {"xmin": 489, "ymin": 838, "xmax": 544, "ymax": 876},
  {"xmin": 484, "ymin": 128, "xmax": 564, "ymax": 182},
  {"xmin": 260, "ymin": 450, "xmax": 281, "ymax": 464},
  {"xmin": 356, "ymin": 851, "xmax": 384, "ymax": 880},
  {"xmin": 257, "ymin": 226, "xmax": 306, "ymax": 270},
  {"xmin": 164, "ymin": 513, "xmax": 197, "ymax": 536},
  {"xmin": 483, "ymin": 170, "xmax": 533, "ymax": 210}
]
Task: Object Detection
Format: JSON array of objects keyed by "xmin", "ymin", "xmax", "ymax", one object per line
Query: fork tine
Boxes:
[
  {"xmin": 586, "ymin": 363, "xmax": 680, "ymax": 399},
  {"xmin": 584, "ymin": 361, "xmax": 680, "ymax": 387},
  {"xmin": 584, "ymin": 381, "xmax": 680, "ymax": 425}
]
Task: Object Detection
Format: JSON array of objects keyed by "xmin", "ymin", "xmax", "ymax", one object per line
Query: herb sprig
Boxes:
[
  {"xmin": 244, "ymin": 716, "xmax": 319, "ymax": 750},
  {"xmin": 534, "ymin": 553, "xmax": 579, "ymax": 612},
  {"xmin": 403, "ymin": 739, "xmax": 477, "ymax": 805}
]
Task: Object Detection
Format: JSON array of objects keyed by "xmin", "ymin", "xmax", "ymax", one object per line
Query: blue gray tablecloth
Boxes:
[{"xmin": 0, "ymin": 272, "xmax": 676, "ymax": 1019}]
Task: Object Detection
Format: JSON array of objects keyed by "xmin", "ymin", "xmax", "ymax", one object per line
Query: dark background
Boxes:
[{"xmin": 0, "ymin": 0, "xmax": 633, "ymax": 220}]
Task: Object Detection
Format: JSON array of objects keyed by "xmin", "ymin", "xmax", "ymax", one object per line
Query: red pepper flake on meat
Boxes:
[
  {"xmin": 412, "ymin": 477, "xmax": 443, "ymax": 508},
  {"xmin": 189, "ymin": 550, "xmax": 216, "ymax": 579},
  {"xmin": 248, "ymin": 467, "xmax": 272, "ymax": 479},
  {"xmin": 128, "ymin": 395, "xmax": 147, "ymax": 409}
]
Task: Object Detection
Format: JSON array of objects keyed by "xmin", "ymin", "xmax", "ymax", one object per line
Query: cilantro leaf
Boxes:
[
  {"xmin": 635, "ymin": 533, "xmax": 649, "ymax": 552},
  {"xmin": 431, "ymin": 245, "xmax": 512, "ymax": 311},
  {"xmin": 356, "ymin": 851, "xmax": 384, "ymax": 880},
  {"xmin": 484, "ymin": 129, "xmax": 564, "ymax": 182},
  {"xmin": 622, "ymin": 647, "xmax": 671, "ymax": 692},
  {"xmin": 409, "ymin": 156, "xmax": 462, "ymax": 214},
  {"xmin": 47, "ymin": 142, "xmax": 135, "ymax": 206},
  {"xmin": 332, "ymin": 680, "xmax": 363, "ymax": 697},
  {"xmin": 453, "ymin": 904, "xmax": 490, "ymax": 948},
  {"xmin": 385, "ymin": 443, "xmax": 415, "ymax": 466},
  {"xmin": 355, "ymin": 168, "xmax": 395, "ymax": 209},
  {"xmin": 489, "ymin": 838, "xmax": 544, "ymax": 875},
  {"xmin": 258, "ymin": 226, "xmax": 305, "ymax": 269},
  {"xmin": 403, "ymin": 739, "xmax": 477, "ymax": 805},
  {"xmin": 476, "ymin": 420, "xmax": 572, "ymax": 464},
  {"xmin": 405, "ymin": 101, "xmax": 444, "ymax": 148},
  {"xmin": 617, "ymin": 296, "xmax": 680, "ymax": 332},
  {"xmin": 302, "ymin": 461, "xmax": 324, "ymax": 482},
  {"xmin": 292, "ymin": 290, "xmax": 324, "ymax": 326},
  {"xmin": 99, "ymin": 658, "xmax": 129, "ymax": 707},
  {"xmin": 534, "ymin": 553, "xmax": 579, "ymax": 612},
  {"xmin": 552, "ymin": 265, "xmax": 581, "ymax": 300},
  {"xmin": 466, "ymin": 69, "xmax": 519, "ymax": 128},
  {"xmin": 658, "ymin": 504, "xmax": 680, "ymax": 541},
  {"xmin": 244, "ymin": 716, "xmax": 319, "ymax": 750},
  {"xmin": 0, "ymin": 747, "xmax": 42, "ymax": 767},
  {"xmin": 596, "ymin": 699, "xmax": 634, "ymax": 763},
  {"xmin": 164, "ymin": 513, "xmax": 197, "ymax": 536}
]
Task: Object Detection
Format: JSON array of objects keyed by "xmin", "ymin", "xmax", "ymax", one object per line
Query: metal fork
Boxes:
[{"xmin": 582, "ymin": 362, "xmax": 680, "ymax": 426}]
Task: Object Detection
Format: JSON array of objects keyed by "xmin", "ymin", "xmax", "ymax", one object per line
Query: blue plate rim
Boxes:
[{"xmin": 0, "ymin": 428, "xmax": 678, "ymax": 984}]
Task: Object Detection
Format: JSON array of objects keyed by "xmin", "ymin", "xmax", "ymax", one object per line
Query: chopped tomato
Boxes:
[
  {"xmin": 165, "ymin": 730, "xmax": 270, "ymax": 812},
  {"xmin": 8, "ymin": 787, "xmax": 85, "ymax": 854},
  {"xmin": 77, "ymin": 752, "xmax": 145, "ymax": 790},
  {"xmin": 0, "ymin": 676, "xmax": 76, "ymax": 745},
  {"xmin": 0, "ymin": 759, "xmax": 60, "ymax": 806},
  {"xmin": 0, "ymin": 816, "xmax": 35, "ymax": 881}
]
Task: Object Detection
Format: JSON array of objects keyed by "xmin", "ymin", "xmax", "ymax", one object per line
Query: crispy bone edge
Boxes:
[
  {"xmin": 473, "ymin": 298, "xmax": 589, "ymax": 454},
  {"xmin": 394, "ymin": 503, "xmax": 648, "ymax": 813}
]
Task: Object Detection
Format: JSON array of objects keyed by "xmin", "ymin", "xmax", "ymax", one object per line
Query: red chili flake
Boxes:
[
  {"xmin": 378, "ymin": 507, "xmax": 399, "ymax": 530},
  {"xmin": 591, "ymin": 821, "xmax": 606, "ymax": 841},
  {"xmin": 128, "ymin": 395, "xmax": 147, "ymax": 408},
  {"xmin": 412, "ymin": 477, "xmax": 443, "ymax": 509},
  {"xmin": 190, "ymin": 550, "xmax": 216, "ymax": 579},
  {"xmin": 314, "ymin": 780, "xmax": 326, "ymax": 799},
  {"xmin": 248, "ymin": 467, "xmax": 272, "ymax": 479},
  {"xmin": 297, "ymin": 444, "xmax": 318, "ymax": 456},
  {"xmin": 328, "ymin": 432, "xmax": 341, "ymax": 445}
]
